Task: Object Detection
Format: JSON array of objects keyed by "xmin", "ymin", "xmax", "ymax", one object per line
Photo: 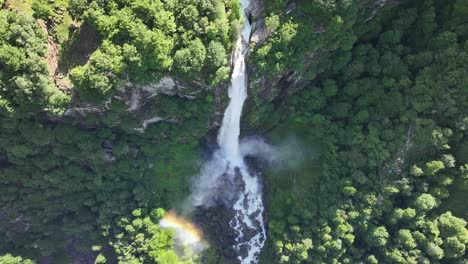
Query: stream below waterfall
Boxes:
[
  {"xmin": 218, "ymin": 0, "xmax": 266, "ymax": 262},
  {"xmin": 166, "ymin": 0, "xmax": 267, "ymax": 262}
]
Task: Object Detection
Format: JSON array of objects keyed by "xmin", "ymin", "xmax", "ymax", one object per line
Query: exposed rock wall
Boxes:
[
  {"xmin": 45, "ymin": 76, "xmax": 225, "ymax": 131},
  {"xmin": 244, "ymin": 0, "xmax": 310, "ymax": 125},
  {"xmin": 248, "ymin": 0, "xmax": 269, "ymax": 45},
  {"xmin": 243, "ymin": 0, "xmax": 406, "ymax": 128}
]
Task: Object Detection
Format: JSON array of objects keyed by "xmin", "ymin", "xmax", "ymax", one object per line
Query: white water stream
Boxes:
[
  {"xmin": 188, "ymin": 0, "xmax": 266, "ymax": 262},
  {"xmin": 217, "ymin": 0, "xmax": 266, "ymax": 263}
]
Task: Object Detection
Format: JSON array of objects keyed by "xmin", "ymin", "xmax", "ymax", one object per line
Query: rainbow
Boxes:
[{"xmin": 159, "ymin": 211, "xmax": 208, "ymax": 249}]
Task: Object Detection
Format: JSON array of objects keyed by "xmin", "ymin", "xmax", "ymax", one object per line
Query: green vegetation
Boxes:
[
  {"xmin": 0, "ymin": 0, "xmax": 467, "ymax": 263},
  {"xmin": 0, "ymin": 254, "xmax": 34, "ymax": 264},
  {"xmin": 0, "ymin": 92, "xmax": 212, "ymax": 260},
  {"xmin": 109, "ymin": 208, "xmax": 198, "ymax": 264},
  {"xmin": 3, "ymin": 0, "xmax": 239, "ymax": 110},
  {"xmin": 0, "ymin": 0, "xmax": 232, "ymax": 262},
  {"xmin": 252, "ymin": 0, "xmax": 361, "ymax": 79},
  {"xmin": 246, "ymin": 0, "xmax": 365, "ymax": 127},
  {"xmin": 0, "ymin": 10, "xmax": 68, "ymax": 114},
  {"xmin": 69, "ymin": 0, "xmax": 241, "ymax": 102},
  {"xmin": 259, "ymin": 0, "xmax": 468, "ymax": 262}
]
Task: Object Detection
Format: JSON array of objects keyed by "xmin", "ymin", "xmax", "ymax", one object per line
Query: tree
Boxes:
[
  {"xmin": 94, "ymin": 253, "xmax": 106, "ymax": 264},
  {"xmin": 441, "ymin": 154, "xmax": 456, "ymax": 168},
  {"xmin": 207, "ymin": 41, "xmax": 227, "ymax": 67},
  {"xmin": 427, "ymin": 243, "xmax": 444, "ymax": 259},
  {"xmin": 0, "ymin": 254, "xmax": 34, "ymax": 264},
  {"xmin": 415, "ymin": 193, "xmax": 437, "ymax": 211},
  {"xmin": 343, "ymin": 186, "xmax": 357, "ymax": 196},
  {"xmin": 436, "ymin": 212, "xmax": 468, "ymax": 240},
  {"xmin": 368, "ymin": 226, "xmax": 389, "ymax": 247},
  {"xmin": 0, "ymin": 10, "xmax": 68, "ymax": 113},
  {"xmin": 32, "ymin": 1, "xmax": 53, "ymax": 20},
  {"xmin": 444, "ymin": 236, "xmax": 466, "ymax": 258},
  {"xmin": 173, "ymin": 39, "xmax": 207, "ymax": 75},
  {"xmin": 396, "ymin": 229, "xmax": 416, "ymax": 248},
  {"xmin": 425, "ymin": 161, "xmax": 445, "ymax": 175},
  {"xmin": 265, "ymin": 14, "xmax": 280, "ymax": 32},
  {"xmin": 68, "ymin": 0, "xmax": 88, "ymax": 19},
  {"xmin": 460, "ymin": 164, "xmax": 468, "ymax": 182},
  {"xmin": 410, "ymin": 165, "xmax": 424, "ymax": 176},
  {"xmin": 109, "ymin": 209, "xmax": 192, "ymax": 263},
  {"xmin": 432, "ymin": 128, "xmax": 452, "ymax": 150}
]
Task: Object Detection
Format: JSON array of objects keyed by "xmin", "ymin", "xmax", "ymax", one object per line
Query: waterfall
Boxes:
[
  {"xmin": 186, "ymin": 0, "xmax": 266, "ymax": 262},
  {"xmin": 217, "ymin": 0, "xmax": 251, "ymax": 165},
  {"xmin": 217, "ymin": 0, "xmax": 266, "ymax": 262}
]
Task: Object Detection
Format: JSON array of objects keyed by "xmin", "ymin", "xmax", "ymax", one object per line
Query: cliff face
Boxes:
[
  {"xmin": 242, "ymin": 0, "xmax": 406, "ymax": 129},
  {"xmin": 247, "ymin": 0, "xmax": 307, "ymax": 102},
  {"xmin": 244, "ymin": 0, "xmax": 309, "ymax": 128},
  {"xmin": 47, "ymin": 76, "xmax": 227, "ymax": 133},
  {"xmin": 50, "ymin": 0, "xmax": 405, "ymax": 133},
  {"xmin": 50, "ymin": 0, "xmax": 288, "ymax": 133},
  {"xmin": 248, "ymin": 0, "xmax": 268, "ymax": 45}
]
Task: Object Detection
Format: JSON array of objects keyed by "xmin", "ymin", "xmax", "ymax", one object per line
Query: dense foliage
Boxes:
[
  {"xmin": 0, "ymin": 0, "xmax": 467, "ymax": 263},
  {"xmin": 260, "ymin": 0, "xmax": 468, "ymax": 263},
  {"xmin": 0, "ymin": 253, "xmax": 34, "ymax": 264},
  {"xmin": 108, "ymin": 208, "xmax": 199, "ymax": 264},
  {"xmin": 0, "ymin": 10, "xmax": 68, "ymax": 114},
  {"xmin": 0, "ymin": 0, "xmax": 222, "ymax": 261},
  {"xmin": 2, "ymin": 0, "xmax": 238, "ymax": 110},
  {"xmin": 0, "ymin": 93, "xmax": 212, "ymax": 260},
  {"xmin": 69, "ymin": 0, "xmax": 240, "ymax": 101},
  {"xmin": 246, "ymin": 0, "xmax": 366, "ymax": 127},
  {"xmin": 252, "ymin": 0, "xmax": 361, "ymax": 79}
]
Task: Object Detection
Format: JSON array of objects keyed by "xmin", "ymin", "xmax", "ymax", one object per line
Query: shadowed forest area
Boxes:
[{"xmin": 0, "ymin": 0, "xmax": 467, "ymax": 263}]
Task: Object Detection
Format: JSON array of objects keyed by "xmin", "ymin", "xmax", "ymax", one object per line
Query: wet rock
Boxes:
[
  {"xmin": 139, "ymin": 76, "xmax": 204, "ymax": 100},
  {"xmin": 251, "ymin": 20, "xmax": 270, "ymax": 45},
  {"xmin": 248, "ymin": 0, "xmax": 269, "ymax": 46},
  {"xmin": 246, "ymin": 0, "xmax": 264, "ymax": 21},
  {"xmin": 193, "ymin": 204, "xmax": 238, "ymax": 263},
  {"xmin": 103, "ymin": 152, "xmax": 116, "ymax": 163},
  {"xmin": 192, "ymin": 156, "xmax": 267, "ymax": 264},
  {"xmin": 134, "ymin": 117, "xmax": 166, "ymax": 133},
  {"xmin": 210, "ymin": 170, "xmax": 245, "ymax": 206},
  {"xmin": 192, "ymin": 168, "xmax": 252, "ymax": 263},
  {"xmin": 102, "ymin": 140, "xmax": 113, "ymax": 150},
  {"xmin": 64, "ymin": 106, "xmax": 103, "ymax": 119}
]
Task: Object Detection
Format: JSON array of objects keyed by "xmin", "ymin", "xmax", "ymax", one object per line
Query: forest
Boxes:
[{"xmin": 0, "ymin": 0, "xmax": 467, "ymax": 263}]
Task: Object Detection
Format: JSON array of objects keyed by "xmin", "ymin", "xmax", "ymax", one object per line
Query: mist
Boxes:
[
  {"xmin": 185, "ymin": 134, "xmax": 306, "ymax": 211},
  {"xmin": 240, "ymin": 135, "xmax": 305, "ymax": 170}
]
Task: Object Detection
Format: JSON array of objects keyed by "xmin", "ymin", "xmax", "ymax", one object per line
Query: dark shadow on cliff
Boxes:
[{"xmin": 58, "ymin": 22, "xmax": 101, "ymax": 73}]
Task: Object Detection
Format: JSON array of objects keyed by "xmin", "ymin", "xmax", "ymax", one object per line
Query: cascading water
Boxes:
[
  {"xmin": 217, "ymin": 0, "xmax": 251, "ymax": 165},
  {"xmin": 186, "ymin": 0, "xmax": 266, "ymax": 262},
  {"xmin": 216, "ymin": 0, "xmax": 266, "ymax": 262}
]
